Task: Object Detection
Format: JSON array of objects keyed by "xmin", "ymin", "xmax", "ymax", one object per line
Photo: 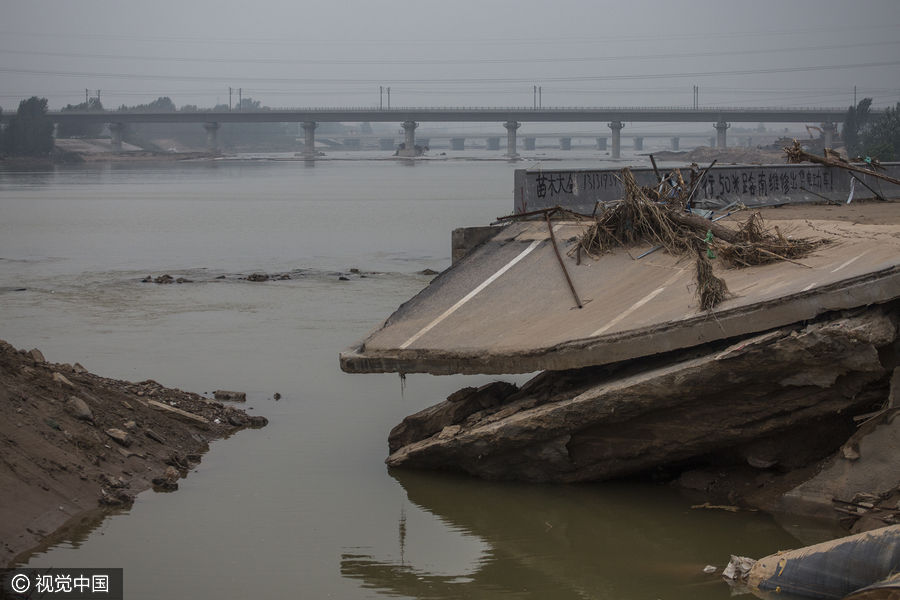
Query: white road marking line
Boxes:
[
  {"xmin": 591, "ymin": 268, "xmax": 686, "ymax": 337},
  {"xmin": 399, "ymin": 239, "xmax": 543, "ymax": 349},
  {"xmin": 831, "ymin": 251, "xmax": 868, "ymax": 273}
]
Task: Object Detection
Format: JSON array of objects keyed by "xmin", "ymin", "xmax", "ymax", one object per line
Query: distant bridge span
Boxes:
[
  {"xmin": 28, "ymin": 106, "xmax": 849, "ymax": 124},
  {"xmin": 4, "ymin": 106, "xmax": 851, "ymax": 158}
]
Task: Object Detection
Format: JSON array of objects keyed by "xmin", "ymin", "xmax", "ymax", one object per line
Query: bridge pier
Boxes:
[
  {"xmin": 109, "ymin": 122, "xmax": 124, "ymax": 152},
  {"xmin": 379, "ymin": 138, "xmax": 395, "ymax": 151},
  {"xmin": 504, "ymin": 121, "xmax": 520, "ymax": 157},
  {"xmin": 398, "ymin": 120, "xmax": 418, "ymax": 157},
  {"xmin": 714, "ymin": 120, "xmax": 730, "ymax": 148},
  {"xmin": 524, "ymin": 136, "xmax": 536, "ymax": 150},
  {"xmin": 302, "ymin": 121, "xmax": 317, "ymax": 158},
  {"xmin": 486, "ymin": 137, "xmax": 500, "ymax": 151},
  {"xmin": 633, "ymin": 137, "xmax": 643, "ymax": 151},
  {"xmin": 822, "ymin": 122, "xmax": 837, "ymax": 148},
  {"xmin": 559, "ymin": 137, "xmax": 572, "ymax": 151},
  {"xmin": 596, "ymin": 137, "xmax": 607, "ymax": 151},
  {"xmin": 450, "ymin": 137, "xmax": 465, "ymax": 151},
  {"xmin": 608, "ymin": 121, "xmax": 624, "ymax": 158},
  {"xmin": 670, "ymin": 136, "xmax": 679, "ymax": 151},
  {"xmin": 203, "ymin": 122, "xmax": 220, "ymax": 153}
]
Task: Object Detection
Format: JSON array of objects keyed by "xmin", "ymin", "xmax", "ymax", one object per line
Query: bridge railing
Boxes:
[
  {"xmin": 45, "ymin": 105, "xmax": 853, "ymax": 116},
  {"xmin": 240, "ymin": 105, "xmax": 850, "ymax": 113}
]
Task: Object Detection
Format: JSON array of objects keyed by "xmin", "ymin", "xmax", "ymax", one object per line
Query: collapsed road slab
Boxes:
[{"xmin": 341, "ymin": 206, "xmax": 900, "ymax": 375}]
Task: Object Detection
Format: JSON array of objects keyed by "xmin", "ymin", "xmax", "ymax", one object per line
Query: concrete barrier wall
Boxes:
[{"xmin": 513, "ymin": 162, "xmax": 900, "ymax": 214}]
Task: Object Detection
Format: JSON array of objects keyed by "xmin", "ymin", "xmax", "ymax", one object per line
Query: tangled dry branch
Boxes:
[{"xmin": 566, "ymin": 168, "xmax": 828, "ymax": 310}]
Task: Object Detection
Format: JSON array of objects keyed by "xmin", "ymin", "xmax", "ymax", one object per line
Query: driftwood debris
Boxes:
[
  {"xmin": 568, "ymin": 168, "xmax": 824, "ymax": 309},
  {"xmin": 148, "ymin": 399, "xmax": 210, "ymax": 428},
  {"xmin": 501, "ymin": 166, "xmax": 827, "ymax": 311},
  {"xmin": 784, "ymin": 140, "xmax": 900, "ymax": 187}
]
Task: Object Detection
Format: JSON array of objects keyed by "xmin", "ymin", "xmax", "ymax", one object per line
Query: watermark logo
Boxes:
[{"xmin": 0, "ymin": 568, "xmax": 123, "ymax": 599}]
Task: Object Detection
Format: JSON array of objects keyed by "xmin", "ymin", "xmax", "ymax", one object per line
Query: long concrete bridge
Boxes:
[
  {"xmin": 12, "ymin": 106, "xmax": 850, "ymax": 158},
  {"xmin": 327, "ymin": 130, "xmax": 788, "ymax": 153}
]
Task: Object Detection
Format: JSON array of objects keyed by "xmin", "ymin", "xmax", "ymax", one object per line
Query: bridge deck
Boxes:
[
  {"xmin": 341, "ymin": 206, "xmax": 900, "ymax": 375},
  {"xmin": 9, "ymin": 106, "xmax": 855, "ymax": 125}
]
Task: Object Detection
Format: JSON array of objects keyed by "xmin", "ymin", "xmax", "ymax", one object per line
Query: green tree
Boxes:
[
  {"xmin": 859, "ymin": 102, "xmax": 900, "ymax": 161},
  {"xmin": 2, "ymin": 96, "xmax": 54, "ymax": 156},
  {"xmin": 236, "ymin": 97, "xmax": 262, "ymax": 111},
  {"xmin": 122, "ymin": 96, "xmax": 177, "ymax": 113},
  {"xmin": 58, "ymin": 97, "xmax": 105, "ymax": 138},
  {"xmin": 146, "ymin": 96, "xmax": 176, "ymax": 112},
  {"xmin": 843, "ymin": 97, "xmax": 872, "ymax": 156}
]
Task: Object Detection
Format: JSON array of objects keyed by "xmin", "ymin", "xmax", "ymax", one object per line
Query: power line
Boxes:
[
  {"xmin": 0, "ymin": 22, "xmax": 897, "ymax": 47},
  {"xmin": 1, "ymin": 40, "xmax": 897, "ymax": 67},
  {"xmin": 1, "ymin": 60, "xmax": 897, "ymax": 85}
]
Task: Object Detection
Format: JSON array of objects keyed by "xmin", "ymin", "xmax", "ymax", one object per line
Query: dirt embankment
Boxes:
[
  {"xmin": 650, "ymin": 146, "xmax": 786, "ymax": 165},
  {"xmin": 0, "ymin": 340, "xmax": 267, "ymax": 566}
]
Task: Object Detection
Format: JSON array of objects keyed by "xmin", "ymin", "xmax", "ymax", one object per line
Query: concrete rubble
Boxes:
[{"xmin": 387, "ymin": 307, "xmax": 898, "ymax": 488}]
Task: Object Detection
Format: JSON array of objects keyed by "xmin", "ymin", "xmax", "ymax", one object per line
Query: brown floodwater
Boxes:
[{"xmin": 0, "ymin": 154, "xmax": 840, "ymax": 599}]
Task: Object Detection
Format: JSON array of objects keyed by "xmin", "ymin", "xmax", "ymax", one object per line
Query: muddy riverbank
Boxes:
[{"xmin": 0, "ymin": 340, "xmax": 267, "ymax": 566}]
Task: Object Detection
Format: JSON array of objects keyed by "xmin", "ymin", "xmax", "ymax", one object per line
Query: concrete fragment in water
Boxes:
[
  {"xmin": 780, "ymin": 408, "xmax": 900, "ymax": 518},
  {"xmin": 387, "ymin": 307, "xmax": 897, "ymax": 483}
]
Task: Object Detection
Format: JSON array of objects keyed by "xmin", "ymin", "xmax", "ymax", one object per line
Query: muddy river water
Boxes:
[{"xmin": 0, "ymin": 153, "xmax": 838, "ymax": 599}]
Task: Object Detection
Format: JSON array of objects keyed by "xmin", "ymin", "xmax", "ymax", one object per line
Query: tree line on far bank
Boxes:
[
  {"xmin": 0, "ymin": 97, "xmax": 55, "ymax": 156},
  {"xmin": 2, "ymin": 95, "xmax": 336, "ymax": 154},
  {"xmin": 843, "ymin": 98, "xmax": 900, "ymax": 161},
  {"xmin": 2, "ymin": 95, "xmax": 900, "ymax": 160}
]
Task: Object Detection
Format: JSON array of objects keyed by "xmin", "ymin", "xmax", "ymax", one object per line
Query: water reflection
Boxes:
[
  {"xmin": 343, "ymin": 470, "xmax": 809, "ymax": 600},
  {"xmin": 12, "ymin": 506, "xmax": 126, "ymax": 567}
]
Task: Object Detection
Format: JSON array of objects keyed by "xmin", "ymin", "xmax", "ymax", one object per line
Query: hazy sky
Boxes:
[{"xmin": 1, "ymin": 0, "xmax": 898, "ymax": 112}]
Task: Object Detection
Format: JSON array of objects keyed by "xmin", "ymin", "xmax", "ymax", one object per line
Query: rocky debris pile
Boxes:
[
  {"xmin": 138, "ymin": 268, "xmax": 384, "ymax": 286},
  {"xmin": 141, "ymin": 274, "xmax": 192, "ymax": 284},
  {"xmin": 387, "ymin": 303, "xmax": 900, "ymax": 523},
  {"xmin": 247, "ymin": 272, "xmax": 290, "ymax": 282},
  {"xmin": 0, "ymin": 340, "xmax": 267, "ymax": 566}
]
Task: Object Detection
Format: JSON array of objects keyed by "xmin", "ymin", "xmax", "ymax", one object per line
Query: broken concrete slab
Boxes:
[
  {"xmin": 342, "ymin": 211, "xmax": 900, "ymax": 376},
  {"xmin": 388, "ymin": 381, "xmax": 517, "ymax": 453},
  {"xmin": 779, "ymin": 409, "xmax": 900, "ymax": 519},
  {"xmin": 386, "ymin": 307, "xmax": 898, "ymax": 483}
]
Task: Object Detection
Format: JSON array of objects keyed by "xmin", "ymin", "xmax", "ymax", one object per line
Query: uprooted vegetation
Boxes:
[{"xmin": 542, "ymin": 167, "xmax": 829, "ymax": 309}]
